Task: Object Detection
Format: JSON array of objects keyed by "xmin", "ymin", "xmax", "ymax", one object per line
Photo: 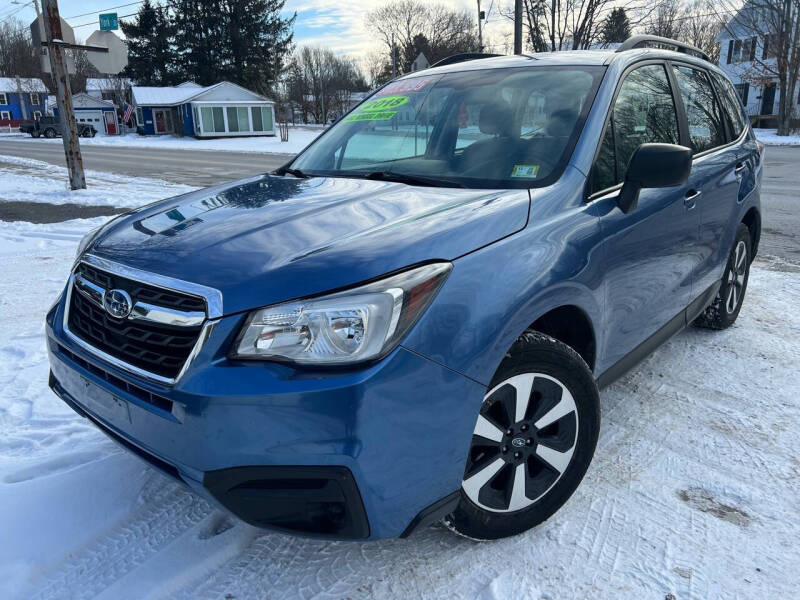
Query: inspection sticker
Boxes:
[
  {"xmin": 344, "ymin": 95, "xmax": 409, "ymax": 122},
  {"xmin": 511, "ymin": 165, "xmax": 540, "ymax": 178}
]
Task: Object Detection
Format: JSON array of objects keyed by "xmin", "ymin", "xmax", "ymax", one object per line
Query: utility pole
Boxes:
[
  {"xmin": 514, "ymin": 0, "xmax": 523, "ymax": 55},
  {"xmin": 42, "ymin": 0, "xmax": 85, "ymax": 189},
  {"xmin": 391, "ymin": 33, "xmax": 397, "ymax": 79},
  {"xmin": 477, "ymin": 0, "xmax": 483, "ymax": 52}
]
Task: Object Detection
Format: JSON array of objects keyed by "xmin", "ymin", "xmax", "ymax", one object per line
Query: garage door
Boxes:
[{"xmin": 75, "ymin": 110, "xmax": 105, "ymax": 134}]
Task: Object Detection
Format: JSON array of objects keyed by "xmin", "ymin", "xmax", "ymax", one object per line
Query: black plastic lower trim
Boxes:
[
  {"xmin": 597, "ymin": 280, "xmax": 721, "ymax": 389},
  {"xmin": 203, "ymin": 465, "xmax": 370, "ymax": 539},
  {"xmin": 400, "ymin": 490, "xmax": 461, "ymax": 538}
]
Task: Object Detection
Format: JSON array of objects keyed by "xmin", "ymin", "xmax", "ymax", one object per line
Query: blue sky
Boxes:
[{"xmin": 3, "ymin": 0, "xmax": 511, "ymax": 57}]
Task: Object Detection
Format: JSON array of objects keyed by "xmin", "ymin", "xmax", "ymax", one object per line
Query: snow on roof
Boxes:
[
  {"xmin": 0, "ymin": 77, "xmax": 48, "ymax": 92},
  {"xmin": 176, "ymin": 81, "xmax": 202, "ymax": 88},
  {"xmin": 86, "ymin": 77, "xmax": 131, "ymax": 91},
  {"xmin": 132, "ymin": 81, "xmax": 272, "ymax": 106}
]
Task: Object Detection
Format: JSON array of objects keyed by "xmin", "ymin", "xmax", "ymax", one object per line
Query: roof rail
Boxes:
[
  {"xmin": 615, "ymin": 35, "xmax": 710, "ymax": 62},
  {"xmin": 430, "ymin": 53, "xmax": 502, "ymax": 68}
]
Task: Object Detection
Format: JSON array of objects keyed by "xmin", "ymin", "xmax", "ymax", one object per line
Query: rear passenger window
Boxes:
[
  {"xmin": 711, "ymin": 72, "xmax": 747, "ymax": 139},
  {"xmin": 672, "ymin": 65, "xmax": 726, "ymax": 153},
  {"xmin": 591, "ymin": 64, "xmax": 679, "ymax": 193}
]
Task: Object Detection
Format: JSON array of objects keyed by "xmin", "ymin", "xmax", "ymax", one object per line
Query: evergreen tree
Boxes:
[
  {"xmin": 601, "ymin": 8, "xmax": 631, "ymax": 45},
  {"xmin": 121, "ymin": 0, "xmax": 175, "ymax": 84}
]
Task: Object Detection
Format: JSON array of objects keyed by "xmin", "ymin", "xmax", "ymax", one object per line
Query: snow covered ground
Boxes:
[
  {"xmin": 0, "ymin": 155, "xmax": 196, "ymax": 208},
  {"xmin": 753, "ymin": 128, "xmax": 800, "ymax": 146},
  {"xmin": 0, "ymin": 125, "xmax": 324, "ymax": 155},
  {"xmin": 1, "ymin": 169, "xmax": 799, "ymax": 599}
]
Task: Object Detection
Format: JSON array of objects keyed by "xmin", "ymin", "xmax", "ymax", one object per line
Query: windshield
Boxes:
[{"xmin": 290, "ymin": 65, "xmax": 605, "ymax": 189}]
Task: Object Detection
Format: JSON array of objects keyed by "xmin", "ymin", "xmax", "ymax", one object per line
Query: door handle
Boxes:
[
  {"xmin": 734, "ymin": 162, "xmax": 747, "ymax": 175},
  {"xmin": 684, "ymin": 189, "xmax": 701, "ymax": 209}
]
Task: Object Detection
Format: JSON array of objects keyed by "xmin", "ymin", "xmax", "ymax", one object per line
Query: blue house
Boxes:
[
  {"xmin": 0, "ymin": 77, "xmax": 48, "ymax": 127},
  {"xmin": 131, "ymin": 81, "xmax": 276, "ymax": 137}
]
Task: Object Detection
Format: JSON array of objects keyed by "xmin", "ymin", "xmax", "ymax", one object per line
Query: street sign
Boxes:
[
  {"xmin": 86, "ymin": 30, "xmax": 129, "ymax": 74},
  {"xmin": 30, "ymin": 15, "xmax": 75, "ymax": 74},
  {"xmin": 99, "ymin": 13, "xmax": 118, "ymax": 30}
]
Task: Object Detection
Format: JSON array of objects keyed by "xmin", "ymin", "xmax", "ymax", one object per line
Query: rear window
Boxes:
[{"xmin": 711, "ymin": 72, "xmax": 747, "ymax": 139}]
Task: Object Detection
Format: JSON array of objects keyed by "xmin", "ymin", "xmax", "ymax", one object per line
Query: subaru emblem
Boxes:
[{"xmin": 103, "ymin": 289, "xmax": 133, "ymax": 319}]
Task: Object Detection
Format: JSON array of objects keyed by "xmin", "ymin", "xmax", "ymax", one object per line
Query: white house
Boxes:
[
  {"xmin": 86, "ymin": 77, "xmax": 132, "ymax": 102},
  {"xmin": 411, "ymin": 52, "xmax": 430, "ymax": 72},
  {"xmin": 131, "ymin": 81, "xmax": 276, "ymax": 137},
  {"xmin": 716, "ymin": 2, "xmax": 791, "ymax": 126}
]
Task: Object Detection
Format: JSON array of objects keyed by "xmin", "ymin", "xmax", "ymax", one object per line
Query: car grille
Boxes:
[{"xmin": 66, "ymin": 263, "xmax": 207, "ymax": 380}]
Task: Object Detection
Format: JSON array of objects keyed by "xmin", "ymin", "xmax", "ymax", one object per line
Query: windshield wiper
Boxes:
[
  {"xmin": 364, "ymin": 171, "xmax": 466, "ymax": 188},
  {"xmin": 274, "ymin": 166, "xmax": 309, "ymax": 179}
]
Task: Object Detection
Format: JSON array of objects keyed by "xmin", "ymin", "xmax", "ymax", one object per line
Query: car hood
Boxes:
[{"xmin": 90, "ymin": 174, "xmax": 530, "ymax": 315}]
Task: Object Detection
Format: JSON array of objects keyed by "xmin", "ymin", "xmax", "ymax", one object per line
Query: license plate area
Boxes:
[{"xmin": 79, "ymin": 374, "xmax": 131, "ymax": 424}]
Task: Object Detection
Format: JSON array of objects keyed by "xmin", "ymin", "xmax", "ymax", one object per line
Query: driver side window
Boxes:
[{"xmin": 591, "ymin": 64, "xmax": 680, "ymax": 194}]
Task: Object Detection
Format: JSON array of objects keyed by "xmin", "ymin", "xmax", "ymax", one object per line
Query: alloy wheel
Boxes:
[
  {"xmin": 726, "ymin": 240, "xmax": 747, "ymax": 314},
  {"xmin": 462, "ymin": 373, "xmax": 579, "ymax": 513}
]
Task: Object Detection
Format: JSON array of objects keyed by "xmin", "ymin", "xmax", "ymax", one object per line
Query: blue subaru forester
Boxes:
[{"xmin": 47, "ymin": 36, "xmax": 762, "ymax": 541}]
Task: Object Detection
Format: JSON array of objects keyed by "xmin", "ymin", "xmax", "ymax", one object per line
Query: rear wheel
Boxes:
[
  {"xmin": 43, "ymin": 127, "xmax": 56, "ymax": 138},
  {"xmin": 445, "ymin": 331, "xmax": 600, "ymax": 540},
  {"xmin": 694, "ymin": 223, "xmax": 751, "ymax": 330}
]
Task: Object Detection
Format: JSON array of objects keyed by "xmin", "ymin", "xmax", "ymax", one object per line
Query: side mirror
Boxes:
[{"xmin": 617, "ymin": 143, "xmax": 692, "ymax": 214}]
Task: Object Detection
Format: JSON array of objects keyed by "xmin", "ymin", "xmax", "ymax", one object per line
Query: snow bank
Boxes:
[
  {"xmin": 0, "ymin": 154, "xmax": 197, "ymax": 208},
  {"xmin": 753, "ymin": 128, "xmax": 800, "ymax": 146},
  {"xmin": 1, "ymin": 125, "xmax": 323, "ymax": 155}
]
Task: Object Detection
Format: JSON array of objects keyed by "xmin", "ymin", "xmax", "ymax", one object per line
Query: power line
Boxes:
[{"xmin": 65, "ymin": 1, "xmax": 147, "ymax": 20}]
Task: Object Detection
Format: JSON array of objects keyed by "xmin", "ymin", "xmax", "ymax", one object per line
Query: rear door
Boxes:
[
  {"xmin": 669, "ymin": 63, "xmax": 742, "ymax": 299},
  {"xmin": 588, "ymin": 62, "xmax": 701, "ymax": 374}
]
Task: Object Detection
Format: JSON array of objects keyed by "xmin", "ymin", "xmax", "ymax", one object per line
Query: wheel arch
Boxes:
[
  {"xmin": 525, "ymin": 304, "xmax": 597, "ymax": 373},
  {"xmin": 741, "ymin": 207, "xmax": 760, "ymax": 260}
]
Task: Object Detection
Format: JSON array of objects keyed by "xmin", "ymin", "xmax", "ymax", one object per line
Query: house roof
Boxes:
[
  {"xmin": 0, "ymin": 77, "xmax": 48, "ymax": 92},
  {"xmin": 72, "ymin": 92, "xmax": 116, "ymax": 108},
  {"xmin": 132, "ymin": 81, "xmax": 273, "ymax": 106},
  {"xmin": 86, "ymin": 77, "xmax": 132, "ymax": 91}
]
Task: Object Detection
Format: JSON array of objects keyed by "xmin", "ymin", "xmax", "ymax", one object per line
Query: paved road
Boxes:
[
  {"xmin": 0, "ymin": 138, "xmax": 290, "ymax": 186},
  {"xmin": 759, "ymin": 146, "xmax": 800, "ymax": 261},
  {"xmin": 0, "ymin": 138, "xmax": 797, "ymax": 259}
]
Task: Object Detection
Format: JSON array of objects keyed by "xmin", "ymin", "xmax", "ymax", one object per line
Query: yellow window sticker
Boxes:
[
  {"xmin": 344, "ymin": 95, "xmax": 409, "ymax": 122},
  {"xmin": 511, "ymin": 165, "xmax": 540, "ymax": 178}
]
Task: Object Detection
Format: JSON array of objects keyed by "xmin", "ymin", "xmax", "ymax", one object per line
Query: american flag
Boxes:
[{"xmin": 123, "ymin": 102, "xmax": 134, "ymax": 124}]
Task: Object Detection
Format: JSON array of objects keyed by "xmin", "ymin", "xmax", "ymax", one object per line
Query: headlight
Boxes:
[{"xmin": 232, "ymin": 262, "xmax": 452, "ymax": 365}]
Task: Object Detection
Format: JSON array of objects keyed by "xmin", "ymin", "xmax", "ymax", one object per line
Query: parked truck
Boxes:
[{"xmin": 19, "ymin": 116, "xmax": 97, "ymax": 139}]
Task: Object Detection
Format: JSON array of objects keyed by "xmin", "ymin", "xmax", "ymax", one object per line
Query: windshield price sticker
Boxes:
[{"xmin": 344, "ymin": 95, "xmax": 409, "ymax": 122}]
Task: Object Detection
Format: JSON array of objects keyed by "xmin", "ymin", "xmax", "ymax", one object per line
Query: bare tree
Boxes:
[
  {"xmin": 286, "ymin": 47, "xmax": 367, "ymax": 124},
  {"xmin": 501, "ymin": 0, "xmax": 644, "ymax": 52},
  {"xmin": 366, "ymin": 0, "xmax": 478, "ymax": 73},
  {"xmin": 717, "ymin": 0, "xmax": 800, "ymax": 134}
]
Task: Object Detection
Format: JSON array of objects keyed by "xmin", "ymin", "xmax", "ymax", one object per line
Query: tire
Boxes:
[
  {"xmin": 44, "ymin": 128, "xmax": 56, "ymax": 138},
  {"xmin": 82, "ymin": 129, "xmax": 92, "ymax": 138},
  {"xmin": 444, "ymin": 331, "xmax": 600, "ymax": 540},
  {"xmin": 694, "ymin": 223, "xmax": 752, "ymax": 330}
]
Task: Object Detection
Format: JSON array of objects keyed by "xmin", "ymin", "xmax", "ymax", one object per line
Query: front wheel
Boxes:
[
  {"xmin": 43, "ymin": 128, "xmax": 56, "ymax": 138},
  {"xmin": 694, "ymin": 223, "xmax": 752, "ymax": 330},
  {"xmin": 445, "ymin": 331, "xmax": 600, "ymax": 540}
]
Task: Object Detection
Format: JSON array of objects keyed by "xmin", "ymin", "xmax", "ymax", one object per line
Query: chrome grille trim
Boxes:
[{"xmin": 62, "ymin": 256, "xmax": 224, "ymax": 385}]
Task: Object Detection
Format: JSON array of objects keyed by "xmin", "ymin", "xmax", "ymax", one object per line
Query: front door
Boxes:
[
  {"xmin": 154, "ymin": 110, "xmax": 167, "ymax": 133},
  {"xmin": 104, "ymin": 111, "xmax": 117, "ymax": 135},
  {"xmin": 760, "ymin": 83, "xmax": 776, "ymax": 116},
  {"xmin": 588, "ymin": 62, "xmax": 701, "ymax": 374}
]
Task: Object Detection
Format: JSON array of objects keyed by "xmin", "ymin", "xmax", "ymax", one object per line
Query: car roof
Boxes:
[{"xmin": 399, "ymin": 48, "xmax": 722, "ymax": 79}]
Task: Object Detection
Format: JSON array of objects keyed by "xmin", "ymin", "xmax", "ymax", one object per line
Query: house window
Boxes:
[
  {"xmin": 0, "ymin": 110, "xmax": 10, "ymax": 120},
  {"xmin": 33, "ymin": 110, "xmax": 41, "ymax": 119},
  {"xmin": 734, "ymin": 83, "xmax": 750, "ymax": 106},
  {"xmin": 763, "ymin": 33, "xmax": 779, "ymax": 59},
  {"xmin": 212, "ymin": 107, "xmax": 225, "ymax": 132},
  {"xmin": 30, "ymin": 93, "xmax": 40, "ymax": 105},
  {"xmin": 226, "ymin": 107, "xmax": 239, "ymax": 132},
  {"xmin": 0, "ymin": 93, "xmax": 8, "ymax": 105},
  {"xmin": 136, "ymin": 107, "xmax": 144, "ymax": 125}
]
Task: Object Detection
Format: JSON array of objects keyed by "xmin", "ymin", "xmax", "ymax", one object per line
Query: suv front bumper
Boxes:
[{"xmin": 46, "ymin": 296, "xmax": 484, "ymax": 540}]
